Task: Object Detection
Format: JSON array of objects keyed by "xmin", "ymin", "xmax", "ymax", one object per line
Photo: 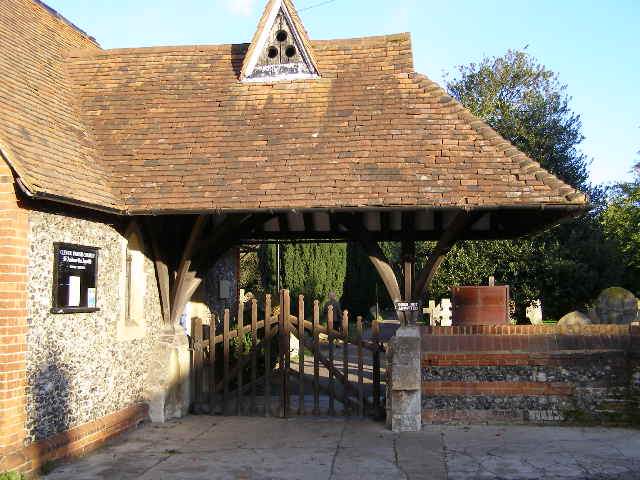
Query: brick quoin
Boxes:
[{"xmin": 0, "ymin": 160, "xmax": 29, "ymax": 466}]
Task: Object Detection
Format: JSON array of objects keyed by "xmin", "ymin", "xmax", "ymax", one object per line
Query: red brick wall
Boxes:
[{"xmin": 0, "ymin": 160, "xmax": 29, "ymax": 464}]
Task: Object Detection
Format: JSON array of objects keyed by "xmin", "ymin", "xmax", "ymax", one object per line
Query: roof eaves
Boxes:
[{"xmin": 408, "ymin": 72, "xmax": 589, "ymax": 205}]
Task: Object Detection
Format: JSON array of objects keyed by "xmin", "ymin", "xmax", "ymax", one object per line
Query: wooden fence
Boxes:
[{"xmin": 190, "ymin": 290, "xmax": 384, "ymax": 417}]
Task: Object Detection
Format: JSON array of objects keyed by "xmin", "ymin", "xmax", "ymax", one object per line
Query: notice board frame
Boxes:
[{"xmin": 51, "ymin": 242, "xmax": 101, "ymax": 314}]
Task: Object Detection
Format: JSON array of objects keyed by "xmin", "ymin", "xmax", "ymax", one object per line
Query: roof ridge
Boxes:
[
  {"xmin": 408, "ymin": 72, "xmax": 588, "ymax": 205},
  {"xmin": 31, "ymin": 0, "xmax": 100, "ymax": 47}
]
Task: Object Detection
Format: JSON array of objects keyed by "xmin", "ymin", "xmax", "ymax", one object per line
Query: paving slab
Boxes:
[{"xmin": 45, "ymin": 417, "xmax": 640, "ymax": 480}]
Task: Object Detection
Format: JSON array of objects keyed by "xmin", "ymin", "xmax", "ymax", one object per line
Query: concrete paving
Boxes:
[{"xmin": 45, "ymin": 416, "xmax": 640, "ymax": 480}]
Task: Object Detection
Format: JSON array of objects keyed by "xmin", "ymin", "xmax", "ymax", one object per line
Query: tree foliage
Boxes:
[
  {"xmin": 446, "ymin": 49, "xmax": 589, "ymax": 190},
  {"xmin": 600, "ymin": 161, "xmax": 640, "ymax": 295},
  {"xmin": 257, "ymin": 243, "xmax": 347, "ymax": 303},
  {"xmin": 282, "ymin": 243, "xmax": 347, "ymax": 301},
  {"xmin": 431, "ymin": 49, "xmax": 623, "ymax": 321}
]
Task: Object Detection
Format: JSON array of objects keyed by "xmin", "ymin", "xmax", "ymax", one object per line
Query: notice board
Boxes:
[{"xmin": 51, "ymin": 242, "xmax": 100, "ymax": 313}]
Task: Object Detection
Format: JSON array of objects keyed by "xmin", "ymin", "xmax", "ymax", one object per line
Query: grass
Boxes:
[{"xmin": 0, "ymin": 473, "xmax": 26, "ymax": 480}]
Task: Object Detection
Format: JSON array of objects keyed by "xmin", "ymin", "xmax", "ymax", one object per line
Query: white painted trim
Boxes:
[
  {"xmin": 242, "ymin": 0, "xmax": 319, "ymax": 82},
  {"xmin": 243, "ymin": 0, "xmax": 284, "ymax": 79},
  {"xmin": 243, "ymin": 73, "xmax": 320, "ymax": 83}
]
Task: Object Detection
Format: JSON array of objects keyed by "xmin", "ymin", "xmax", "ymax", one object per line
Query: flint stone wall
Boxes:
[
  {"xmin": 26, "ymin": 208, "xmax": 163, "ymax": 444},
  {"xmin": 205, "ymin": 248, "xmax": 239, "ymax": 323},
  {"xmin": 421, "ymin": 325, "xmax": 639, "ymax": 425}
]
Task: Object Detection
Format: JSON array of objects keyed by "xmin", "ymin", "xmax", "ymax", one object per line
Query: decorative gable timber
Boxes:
[{"xmin": 240, "ymin": 0, "xmax": 320, "ymax": 82}]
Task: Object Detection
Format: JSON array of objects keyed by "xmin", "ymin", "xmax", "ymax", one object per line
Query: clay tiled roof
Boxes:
[
  {"xmin": 0, "ymin": 0, "xmax": 119, "ymax": 211},
  {"xmin": 2, "ymin": 0, "xmax": 588, "ymax": 215}
]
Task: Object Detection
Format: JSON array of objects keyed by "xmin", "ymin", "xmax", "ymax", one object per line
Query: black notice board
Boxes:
[{"xmin": 51, "ymin": 242, "xmax": 100, "ymax": 314}]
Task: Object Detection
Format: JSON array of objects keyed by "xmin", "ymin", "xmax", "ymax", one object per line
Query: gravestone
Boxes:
[
  {"xmin": 557, "ymin": 311, "xmax": 591, "ymax": 326},
  {"xmin": 424, "ymin": 299, "xmax": 452, "ymax": 326},
  {"xmin": 526, "ymin": 300, "xmax": 543, "ymax": 325},
  {"xmin": 593, "ymin": 287, "xmax": 639, "ymax": 325}
]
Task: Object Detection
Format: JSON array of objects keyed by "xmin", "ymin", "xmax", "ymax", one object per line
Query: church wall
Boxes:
[{"xmin": 24, "ymin": 206, "xmax": 164, "ymax": 445}]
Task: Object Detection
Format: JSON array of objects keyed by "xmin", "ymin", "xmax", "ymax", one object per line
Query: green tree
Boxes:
[
  {"xmin": 341, "ymin": 242, "xmax": 396, "ymax": 318},
  {"xmin": 257, "ymin": 242, "xmax": 347, "ymax": 306},
  {"xmin": 429, "ymin": 49, "xmax": 624, "ymax": 322},
  {"xmin": 601, "ymin": 161, "xmax": 640, "ymax": 295},
  {"xmin": 446, "ymin": 49, "xmax": 589, "ymax": 190},
  {"xmin": 282, "ymin": 243, "xmax": 347, "ymax": 302}
]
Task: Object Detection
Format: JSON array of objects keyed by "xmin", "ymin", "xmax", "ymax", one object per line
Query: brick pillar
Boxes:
[{"xmin": 0, "ymin": 161, "xmax": 29, "ymax": 467}]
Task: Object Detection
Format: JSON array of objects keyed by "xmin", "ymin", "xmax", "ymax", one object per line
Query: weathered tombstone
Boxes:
[
  {"xmin": 526, "ymin": 300, "xmax": 544, "ymax": 325},
  {"xmin": 424, "ymin": 299, "xmax": 453, "ymax": 326},
  {"xmin": 439, "ymin": 299, "xmax": 453, "ymax": 326},
  {"xmin": 594, "ymin": 287, "xmax": 640, "ymax": 325},
  {"xmin": 557, "ymin": 311, "xmax": 592, "ymax": 326}
]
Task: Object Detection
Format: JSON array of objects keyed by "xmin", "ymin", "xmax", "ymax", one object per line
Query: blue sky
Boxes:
[{"xmin": 45, "ymin": 0, "xmax": 640, "ymax": 186}]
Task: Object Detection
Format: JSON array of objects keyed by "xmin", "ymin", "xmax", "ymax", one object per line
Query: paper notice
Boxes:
[
  {"xmin": 68, "ymin": 276, "xmax": 81, "ymax": 307},
  {"xmin": 87, "ymin": 288, "xmax": 96, "ymax": 308}
]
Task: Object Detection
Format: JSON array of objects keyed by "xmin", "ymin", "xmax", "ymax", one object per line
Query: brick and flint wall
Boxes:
[
  {"xmin": 422, "ymin": 325, "xmax": 640, "ymax": 424},
  {"xmin": 0, "ymin": 162, "xmax": 163, "ymax": 474}
]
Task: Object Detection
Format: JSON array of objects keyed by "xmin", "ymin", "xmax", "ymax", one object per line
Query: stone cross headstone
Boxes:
[
  {"xmin": 424, "ymin": 299, "xmax": 452, "ymax": 326},
  {"xmin": 526, "ymin": 300, "xmax": 543, "ymax": 325}
]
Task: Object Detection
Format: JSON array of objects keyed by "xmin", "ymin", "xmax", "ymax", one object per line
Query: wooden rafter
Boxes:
[
  {"xmin": 336, "ymin": 214, "xmax": 402, "ymax": 303},
  {"xmin": 170, "ymin": 215, "xmax": 208, "ymax": 324},
  {"xmin": 412, "ymin": 210, "xmax": 480, "ymax": 300},
  {"xmin": 144, "ymin": 217, "xmax": 172, "ymax": 325}
]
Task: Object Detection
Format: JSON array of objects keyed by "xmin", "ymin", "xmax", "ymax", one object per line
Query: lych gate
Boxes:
[{"xmin": 0, "ymin": 0, "xmax": 593, "ymax": 471}]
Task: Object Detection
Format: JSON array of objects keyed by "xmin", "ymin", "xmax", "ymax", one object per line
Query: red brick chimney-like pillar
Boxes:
[{"xmin": 0, "ymin": 161, "xmax": 29, "ymax": 470}]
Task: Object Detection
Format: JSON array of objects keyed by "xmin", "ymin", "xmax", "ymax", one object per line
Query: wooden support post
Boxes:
[
  {"xmin": 279, "ymin": 290, "xmax": 291, "ymax": 418},
  {"xmin": 402, "ymin": 239, "xmax": 415, "ymax": 301},
  {"xmin": 313, "ymin": 300, "xmax": 321, "ymax": 416},
  {"xmin": 298, "ymin": 295, "xmax": 305, "ymax": 416},
  {"xmin": 401, "ymin": 239, "xmax": 416, "ymax": 326},
  {"xmin": 264, "ymin": 294, "xmax": 272, "ymax": 417}
]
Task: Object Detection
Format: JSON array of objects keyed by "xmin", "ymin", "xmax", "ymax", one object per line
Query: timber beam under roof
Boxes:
[{"xmin": 198, "ymin": 206, "xmax": 588, "ymax": 243}]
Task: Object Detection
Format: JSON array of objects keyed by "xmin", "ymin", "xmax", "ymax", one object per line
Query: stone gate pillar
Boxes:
[{"xmin": 386, "ymin": 326, "xmax": 422, "ymax": 432}]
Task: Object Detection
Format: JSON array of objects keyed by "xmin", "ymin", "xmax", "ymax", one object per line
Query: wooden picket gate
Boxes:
[{"xmin": 190, "ymin": 290, "xmax": 384, "ymax": 418}]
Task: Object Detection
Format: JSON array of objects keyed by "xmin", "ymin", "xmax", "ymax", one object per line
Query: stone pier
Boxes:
[{"xmin": 387, "ymin": 326, "xmax": 422, "ymax": 432}]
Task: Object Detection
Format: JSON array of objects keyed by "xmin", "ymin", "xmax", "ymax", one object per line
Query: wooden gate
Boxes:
[{"xmin": 190, "ymin": 290, "xmax": 384, "ymax": 417}]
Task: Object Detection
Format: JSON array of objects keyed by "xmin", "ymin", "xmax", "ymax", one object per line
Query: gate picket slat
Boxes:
[
  {"xmin": 192, "ymin": 317, "xmax": 203, "ymax": 408},
  {"xmin": 237, "ymin": 301, "xmax": 244, "ymax": 415},
  {"xmin": 223, "ymin": 309, "xmax": 230, "ymax": 416},
  {"xmin": 282, "ymin": 290, "xmax": 291, "ymax": 417},
  {"xmin": 209, "ymin": 314, "xmax": 217, "ymax": 415},
  {"xmin": 327, "ymin": 305, "xmax": 335, "ymax": 416},
  {"xmin": 342, "ymin": 311, "xmax": 350, "ymax": 416},
  {"xmin": 357, "ymin": 316, "xmax": 364, "ymax": 418},
  {"xmin": 372, "ymin": 319, "xmax": 381, "ymax": 415},
  {"xmin": 313, "ymin": 300, "xmax": 320, "ymax": 415},
  {"xmin": 264, "ymin": 294, "xmax": 272, "ymax": 417},
  {"xmin": 251, "ymin": 299, "xmax": 258, "ymax": 416},
  {"xmin": 298, "ymin": 295, "xmax": 305, "ymax": 416}
]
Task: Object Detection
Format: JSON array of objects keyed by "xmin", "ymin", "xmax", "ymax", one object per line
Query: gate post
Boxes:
[{"xmin": 387, "ymin": 326, "xmax": 422, "ymax": 432}]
